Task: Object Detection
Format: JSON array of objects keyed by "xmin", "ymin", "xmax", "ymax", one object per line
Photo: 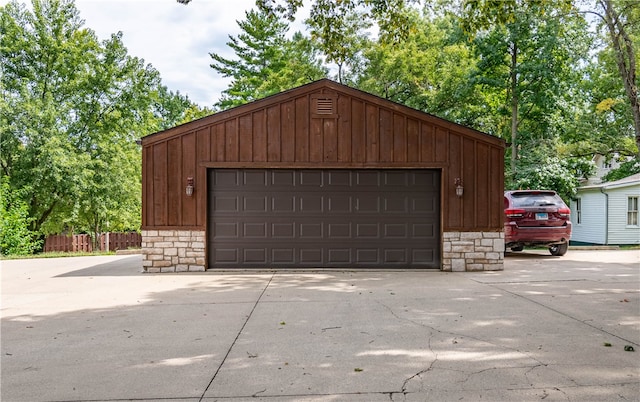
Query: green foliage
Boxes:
[
  {"xmin": 460, "ymin": 0, "xmax": 574, "ymax": 32},
  {"xmin": 0, "ymin": 177, "xmax": 41, "ymax": 255},
  {"xmin": 512, "ymin": 155, "xmax": 582, "ymax": 203},
  {"xmin": 150, "ymin": 87, "xmax": 193, "ymax": 131},
  {"xmin": 355, "ymin": 10, "xmax": 480, "ymax": 124},
  {"xmin": 178, "ymin": 104, "xmax": 216, "ymax": 125},
  {"xmin": 558, "ymin": 42, "xmax": 638, "ymax": 160},
  {"xmin": 602, "ymin": 158, "xmax": 640, "ymax": 182},
  {"xmin": 468, "ymin": 2, "xmax": 592, "ymax": 177},
  {"xmin": 210, "ymin": 8, "xmax": 327, "ymax": 110},
  {"xmin": 1, "ymin": 0, "xmax": 193, "ymax": 250},
  {"xmin": 306, "ymin": 0, "xmax": 372, "ymax": 83},
  {"xmin": 590, "ymin": 0, "xmax": 640, "ymax": 157}
]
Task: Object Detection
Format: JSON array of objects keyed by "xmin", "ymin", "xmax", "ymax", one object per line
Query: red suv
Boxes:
[{"xmin": 504, "ymin": 190, "xmax": 572, "ymax": 256}]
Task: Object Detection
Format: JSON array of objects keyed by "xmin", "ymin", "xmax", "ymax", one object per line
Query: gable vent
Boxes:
[
  {"xmin": 311, "ymin": 94, "xmax": 338, "ymax": 118},
  {"xmin": 315, "ymin": 98, "xmax": 334, "ymax": 114}
]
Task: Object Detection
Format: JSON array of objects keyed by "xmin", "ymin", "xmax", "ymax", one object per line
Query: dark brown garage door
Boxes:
[{"xmin": 208, "ymin": 169, "xmax": 440, "ymax": 268}]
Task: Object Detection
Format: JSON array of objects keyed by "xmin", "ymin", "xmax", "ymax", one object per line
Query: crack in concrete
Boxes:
[
  {"xmin": 198, "ymin": 273, "xmax": 275, "ymax": 402},
  {"xmin": 376, "ymin": 300, "xmax": 439, "ymax": 396},
  {"xmin": 375, "ymin": 298, "xmax": 561, "ymax": 399}
]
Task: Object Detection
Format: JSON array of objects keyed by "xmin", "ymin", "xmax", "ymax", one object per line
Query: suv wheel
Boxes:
[
  {"xmin": 510, "ymin": 246, "xmax": 524, "ymax": 252},
  {"xmin": 549, "ymin": 243, "xmax": 568, "ymax": 256}
]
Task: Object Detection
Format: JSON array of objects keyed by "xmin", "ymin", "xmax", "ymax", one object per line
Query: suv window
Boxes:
[{"xmin": 510, "ymin": 193, "xmax": 564, "ymax": 208}]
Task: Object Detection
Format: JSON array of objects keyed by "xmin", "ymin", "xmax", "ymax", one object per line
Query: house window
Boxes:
[
  {"xmin": 628, "ymin": 196, "xmax": 639, "ymax": 226},
  {"xmin": 575, "ymin": 198, "xmax": 582, "ymax": 224}
]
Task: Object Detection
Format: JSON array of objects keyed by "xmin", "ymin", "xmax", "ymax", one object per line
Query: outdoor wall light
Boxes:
[
  {"xmin": 186, "ymin": 177, "xmax": 194, "ymax": 196},
  {"xmin": 455, "ymin": 178, "xmax": 464, "ymax": 198}
]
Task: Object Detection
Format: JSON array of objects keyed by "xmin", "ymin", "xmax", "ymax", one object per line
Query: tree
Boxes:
[
  {"xmin": 460, "ymin": 0, "xmax": 573, "ymax": 31},
  {"xmin": 1, "ymin": 0, "xmax": 191, "ymax": 249},
  {"xmin": 210, "ymin": 8, "xmax": 327, "ymax": 110},
  {"xmin": 593, "ymin": 0, "xmax": 640, "ymax": 157},
  {"xmin": 305, "ymin": 0, "xmax": 372, "ymax": 84},
  {"xmin": 464, "ymin": 2, "xmax": 591, "ymax": 183},
  {"xmin": 178, "ymin": 0, "xmax": 632, "ymax": 195},
  {"xmin": 602, "ymin": 158, "xmax": 640, "ymax": 181},
  {"xmin": 354, "ymin": 9, "xmax": 485, "ymax": 126},
  {"xmin": 558, "ymin": 49, "xmax": 639, "ymax": 161}
]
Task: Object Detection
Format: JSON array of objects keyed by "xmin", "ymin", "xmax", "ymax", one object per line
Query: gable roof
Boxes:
[{"xmin": 142, "ymin": 78, "xmax": 504, "ymax": 148}]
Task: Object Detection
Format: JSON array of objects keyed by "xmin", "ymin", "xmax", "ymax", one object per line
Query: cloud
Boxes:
[
  {"xmin": 1, "ymin": 0, "xmax": 311, "ymax": 106},
  {"xmin": 74, "ymin": 0, "xmax": 258, "ymax": 106}
]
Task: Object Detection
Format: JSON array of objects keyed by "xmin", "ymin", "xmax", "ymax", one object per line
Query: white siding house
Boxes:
[{"xmin": 571, "ymin": 173, "xmax": 640, "ymax": 245}]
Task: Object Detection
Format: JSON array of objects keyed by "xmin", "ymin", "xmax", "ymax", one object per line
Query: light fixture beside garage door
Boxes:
[
  {"xmin": 455, "ymin": 178, "xmax": 464, "ymax": 198},
  {"xmin": 186, "ymin": 177, "xmax": 194, "ymax": 196}
]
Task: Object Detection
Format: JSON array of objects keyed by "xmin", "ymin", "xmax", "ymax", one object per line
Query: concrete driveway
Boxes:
[{"xmin": 1, "ymin": 250, "xmax": 639, "ymax": 401}]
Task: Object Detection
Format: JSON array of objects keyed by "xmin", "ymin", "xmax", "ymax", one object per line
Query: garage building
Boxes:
[{"xmin": 141, "ymin": 79, "xmax": 505, "ymax": 272}]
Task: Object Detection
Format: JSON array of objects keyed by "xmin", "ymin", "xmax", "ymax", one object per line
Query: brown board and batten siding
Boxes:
[{"xmin": 141, "ymin": 79, "xmax": 505, "ymax": 271}]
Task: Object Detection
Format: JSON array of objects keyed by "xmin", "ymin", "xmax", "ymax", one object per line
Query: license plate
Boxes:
[{"xmin": 535, "ymin": 213, "xmax": 548, "ymax": 220}]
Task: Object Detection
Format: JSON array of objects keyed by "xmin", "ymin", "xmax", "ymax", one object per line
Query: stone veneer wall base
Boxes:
[
  {"xmin": 442, "ymin": 231, "xmax": 504, "ymax": 271},
  {"xmin": 142, "ymin": 230, "xmax": 205, "ymax": 273},
  {"xmin": 142, "ymin": 229, "xmax": 503, "ymax": 272}
]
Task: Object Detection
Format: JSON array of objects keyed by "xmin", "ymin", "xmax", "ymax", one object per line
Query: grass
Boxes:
[
  {"xmin": 1, "ymin": 251, "xmax": 116, "ymax": 260},
  {"xmin": 619, "ymin": 245, "xmax": 640, "ymax": 250}
]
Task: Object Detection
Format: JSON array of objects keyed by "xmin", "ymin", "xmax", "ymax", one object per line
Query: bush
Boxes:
[
  {"xmin": 0, "ymin": 178, "xmax": 41, "ymax": 255},
  {"xmin": 513, "ymin": 156, "xmax": 581, "ymax": 203}
]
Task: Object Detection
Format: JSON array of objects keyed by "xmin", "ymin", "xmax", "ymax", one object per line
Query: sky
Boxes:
[
  {"xmin": 5, "ymin": 0, "xmax": 308, "ymax": 107},
  {"xmin": 72, "ymin": 0, "xmax": 270, "ymax": 107}
]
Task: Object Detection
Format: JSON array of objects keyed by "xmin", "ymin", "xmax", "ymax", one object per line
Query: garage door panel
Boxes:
[
  {"xmin": 214, "ymin": 249, "xmax": 238, "ymax": 263},
  {"xmin": 244, "ymin": 248, "xmax": 266, "ymax": 263},
  {"xmin": 243, "ymin": 170, "xmax": 267, "ymax": 185},
  {"xmin": 356, "ymin": 196, "xmax": 380, "ymax": 212},
  {"xmin": 356, "ymin": 249, "xmax": 378, "ymax": 263},
  {"xmin": 300, "ymin": 223, "xmax": 323, "ymax": 238},
  {"xmin": 212, "ymin": 170, "xmax": 239, "ymax": 186},
  {"xmin": 272, "ymin": 249, "xmax": 295, "ymax": 263},
  {"xmin": 272, "ymin": 223, "xmax": 295, "ymax": 238},
  {"xmin": 327, "ymin": 170, "xmax": 351, "ymax": 186},
  {"xmin": 328, "ymin": 249, "xmax": 351, "ymax": 263},
  {"xmin": 214, "ymin": 197, "xmax": 238, "ymax": 212},
  {"xmin": 413, "ymin": 249, "xmax": 435, "ymax": 263},
  {"xmin": 384, "ymin": 249, "xmax": 407, "ymax": 263},
  {"xmin": 384, "ymin": 171, "xmax": 409, "ymax": 186},
  {"xmin": 412, "ymin": 197, "xmax": 437, "ymax": 213},
  {"xmin": 208, "ymin": 169, "xmax": 440, "ymax": 268},
  {"xmin": 383, "ymin": 197, "xmax": 408, "ymax": 213},
  {"xmin": 272, "ymin": 170, "xmax": 295, "ymax": 185},
  {"xmin": 244, "ymin": 196, "xmax": 267, "ymax": 212},
  {"xmin": 300, "ymin": 195, "xmax": 324, "ymax": 212},
  {"xmin": 356, "ymin": 223, "xmax": 379, "ymax": 238},
  {"xmin": 355, "ymin": 171, "xmax": 380, "ymax": 186},
  {"xmin": 214, "ymin": 222, "xmax": 238, "ymax": 238},
  {"xmin": 384, "ymin": 223, "xmax": 408, "ymax": 238},
  {"xmin": 300, "ymin": 170, "xmax": 323, "ymax": 186},
  {"xmin": 272, "ymin": 196, "xmax": 295, "ymax": 212},
  {"xmin": 328, "ymin": 223, "xmax": 351, "ymax": 238},
  {"xmin": 412, "ymin": 170, "xmax": 439, "ymax": 187},
  {"xmin": 244, "ymin": 223, "xmax": 267, "ymax": 238},
  {"xmin": 413, "ymin": 223, "xmax": 436, "ymax": 238},
  {"xmin": 300, "ymin": 249, "xmax": 322, "ymax": 263},
  {"xmin": 327, "ymin": 195, "xmax": 352, "ymax": 213}
]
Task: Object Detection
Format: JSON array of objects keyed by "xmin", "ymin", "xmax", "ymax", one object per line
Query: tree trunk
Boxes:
[
  {"xmin": 600, "ymin": 0, "xmax": 640, "ymax": 158},
  {"xmin": 510, "ymin": 42, "xmax": 519, "ymax": 178}
]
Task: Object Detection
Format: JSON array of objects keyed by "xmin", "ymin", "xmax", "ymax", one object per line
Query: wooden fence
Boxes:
[{"xmin": 44, "ymin": 232, "xmax": 141, "ymax": 253}]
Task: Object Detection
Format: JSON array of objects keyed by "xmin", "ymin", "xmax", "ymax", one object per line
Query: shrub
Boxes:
[{"xmin": 0, "ymin": 178, "xmax": 41, "ymax": 255}]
